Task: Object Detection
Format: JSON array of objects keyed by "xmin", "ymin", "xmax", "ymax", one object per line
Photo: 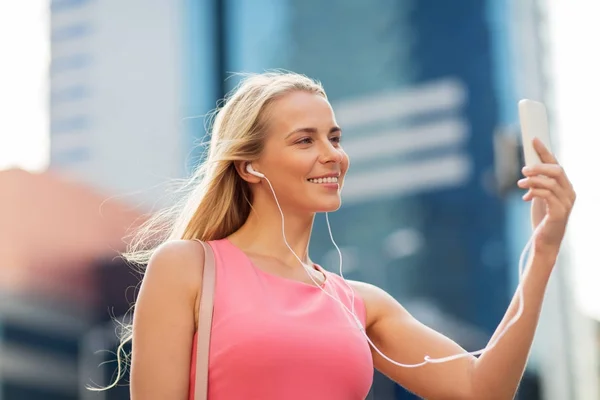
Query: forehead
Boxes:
[{"xmin": 265, "ymin": 91, "xmax": 336, "ymax": 133}]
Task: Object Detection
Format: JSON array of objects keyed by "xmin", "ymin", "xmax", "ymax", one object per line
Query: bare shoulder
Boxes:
[
  {"xmin": 145, "ymin": 240, "xmax": 205, "ymax": 288},
  {"xmin": 347, "ymin": 280, "xmax": 409, "ymax": 329},
  {"xmin": 146, "ymin": 239, "xmax": 206, "ymax": 278},
  {"xmin": 347, "ymin": 279, "xmax": 392, "ymax": 305},
  {"xmin": 142, "ymin": 240, "xmax": 206, "ymax": 324}
]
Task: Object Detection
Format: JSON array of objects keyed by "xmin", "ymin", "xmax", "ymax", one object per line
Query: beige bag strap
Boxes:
[{"xmin": 193, "ymin": 240, "xmax": 216, "ymax": 400}]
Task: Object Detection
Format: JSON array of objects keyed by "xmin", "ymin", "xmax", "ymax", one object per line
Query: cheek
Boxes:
[
  {"xmin": 289, "ymin": 154, "xmax": 318, "ymax": 176},
  {"xmin": 273, "ymin": 155, "xmax": 313, "ymax": 184}
]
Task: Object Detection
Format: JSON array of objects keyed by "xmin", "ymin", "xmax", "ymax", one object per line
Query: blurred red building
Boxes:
[{"xmin": 0, "ymin": 168, "xmax": 144, "ymax": 306}]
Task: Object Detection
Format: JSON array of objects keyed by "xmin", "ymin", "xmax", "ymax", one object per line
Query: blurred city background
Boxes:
[{"xmin": 1, "ymin": 0, "xmax": 599, "ymax": 399}]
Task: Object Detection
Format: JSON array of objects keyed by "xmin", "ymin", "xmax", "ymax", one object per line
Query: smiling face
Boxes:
[{"xmin": 252, "ymin": 90, "xmax": 350, "ymax": 213}]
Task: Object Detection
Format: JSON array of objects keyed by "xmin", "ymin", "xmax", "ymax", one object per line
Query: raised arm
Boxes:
[
  {"xmin": 353, "ymin": 250, "xmax": 555, "ymax": 400},
  {"xmin": 130, "ymin": 240, "xmax": 205, "ymax": 400},
  {"xmin": 353, "ymin": 138, "xmax": 575, "ymax": 400}
]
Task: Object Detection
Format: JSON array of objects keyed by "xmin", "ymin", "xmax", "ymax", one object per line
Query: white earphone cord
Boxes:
[{"xmin": 262, "ymin": 173, "xmax": 535, "ymax": 367}]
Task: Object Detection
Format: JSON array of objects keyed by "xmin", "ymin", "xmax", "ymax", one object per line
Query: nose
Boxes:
[{"xmin": 319, "ymin": 140, "xmax": 344, "ymax": 164}]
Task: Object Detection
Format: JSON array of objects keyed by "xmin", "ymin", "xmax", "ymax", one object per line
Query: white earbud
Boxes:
[{"xmin": 246, "ymin": 163, "xmax": 265, "ymax": 178}]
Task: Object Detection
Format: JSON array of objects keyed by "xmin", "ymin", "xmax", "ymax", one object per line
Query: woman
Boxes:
[{"xmin": 127, "ymin": 71, "xmax": 575, "ymax": 399}]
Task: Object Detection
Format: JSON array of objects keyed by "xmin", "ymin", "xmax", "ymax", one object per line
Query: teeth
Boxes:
[{"xmin": 308, "ymin": 177, "xmax": 338, "ymax": 184}]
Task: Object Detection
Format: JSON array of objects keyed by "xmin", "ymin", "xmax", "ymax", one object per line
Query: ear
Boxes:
[{"xmin": 234, "ymin": 160, "xmax": 262, "ymax": 183}]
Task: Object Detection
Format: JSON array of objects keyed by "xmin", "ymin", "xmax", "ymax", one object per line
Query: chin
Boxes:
[{"xmin": 313, "ymin": 199, "xmax": 342, "ymax": 213}]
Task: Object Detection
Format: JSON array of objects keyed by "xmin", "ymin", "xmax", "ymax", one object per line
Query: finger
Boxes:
[
  {"xmin": 522, "ymin": 164, "xmax": 573, "ymax": 194},
  {"xmin": 522, "ymin": 163, "xmax": 562, "ymax": 177},
  {"xmin": 518, "ymin": 176, "xmax": 573, "ymax": 209},
  {"xmin": 533, "ymin": 138, "xmax": 557, "ymax": 164},
  {"xmin": 522, "ymin": 188, "xmax": 568, "ymax": 217},
  {"xmin": 517, "ymin": 176, "xmax": 575, "ymax": 211}
]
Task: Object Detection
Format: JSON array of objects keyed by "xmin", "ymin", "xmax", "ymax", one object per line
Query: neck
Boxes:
[{"xmin": 228, "ymin": 201, "xmax": 315, "ymax": 268}]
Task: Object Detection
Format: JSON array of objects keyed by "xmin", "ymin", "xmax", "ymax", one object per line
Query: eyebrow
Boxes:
[{"xmin": 284, "ymin": 126, "xmax": 342, "ymax": 139}]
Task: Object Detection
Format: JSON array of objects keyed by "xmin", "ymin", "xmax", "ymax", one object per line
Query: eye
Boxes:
[
  {"xmin": 296, "ymin": 137, "xmax": 313, "ymax": 145},
  {"xmin": 330, "ymin": 136, "xmax": 342, "ymax": 144}
]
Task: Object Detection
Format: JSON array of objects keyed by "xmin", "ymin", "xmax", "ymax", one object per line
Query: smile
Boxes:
[{"xmin": 307, "ymin": 177, "xmax": 339, "ymax": 184}]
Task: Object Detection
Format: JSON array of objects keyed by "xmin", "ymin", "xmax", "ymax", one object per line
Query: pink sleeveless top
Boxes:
[{"xmin": 188, "ymin": 238, "xmax": 373, "ymax": 399}]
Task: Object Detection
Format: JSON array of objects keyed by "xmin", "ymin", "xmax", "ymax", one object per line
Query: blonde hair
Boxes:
[{"xmin": 98, "ymin": 70, "xmax": 326, "ymax": 390}]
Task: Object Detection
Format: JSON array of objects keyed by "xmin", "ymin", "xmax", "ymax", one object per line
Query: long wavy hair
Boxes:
[{"xmin": 98, "ymin": 71, "xmax": 327, "ymax": 390}]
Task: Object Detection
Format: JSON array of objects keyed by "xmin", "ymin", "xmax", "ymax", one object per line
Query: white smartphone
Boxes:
[{"xmin": 518, "ymin": 99, "xmax": 553, "ymax": 166}]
